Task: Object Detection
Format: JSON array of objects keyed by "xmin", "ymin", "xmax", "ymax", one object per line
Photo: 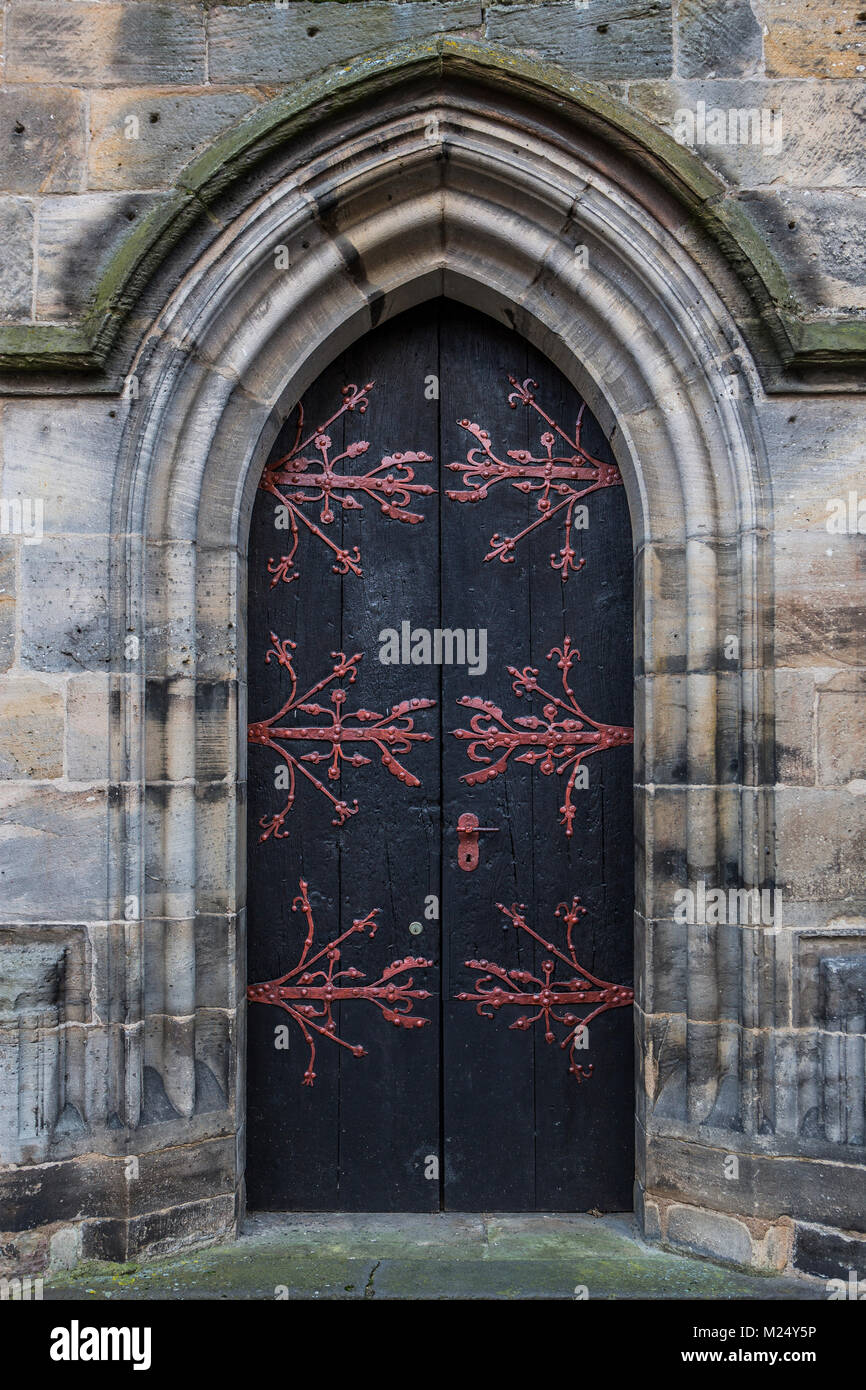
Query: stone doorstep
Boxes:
[{"xmin": 40, "ymin": 1211, "xmax": 828, "ymax": 1301}]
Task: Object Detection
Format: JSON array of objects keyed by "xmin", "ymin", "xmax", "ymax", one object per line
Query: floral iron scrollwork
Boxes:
[
  {"xmin": 456, "ymin": 897, "xmax": 633, "ymax": 1082},
  {"xmin": 452, "ymin": 637, "xmax": 633, "ymax": 839},
  {"xmin": 447, "ymin": 375, "xmax": 623, "ymax": 580},
  {"xmin": 248, "ymin": 635, "xmax": 436, "ymax": 840},
  {"xmin": 260, "ymin": 382, "xmax": 434, "ymax": 584},
  {"xmin": 248, "ymin": 879, "xmax": 432, "ymax": 1086}
]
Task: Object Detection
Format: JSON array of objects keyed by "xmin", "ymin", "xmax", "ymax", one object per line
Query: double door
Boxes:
[{"xmin": 245, "ymin": 300, "xmax": 634, "ymax": 1211}]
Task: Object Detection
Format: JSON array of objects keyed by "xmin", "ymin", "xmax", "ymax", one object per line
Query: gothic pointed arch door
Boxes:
[{"xmin": 245, "ymin": 300, "xmax": 634, "ymax": 1212}]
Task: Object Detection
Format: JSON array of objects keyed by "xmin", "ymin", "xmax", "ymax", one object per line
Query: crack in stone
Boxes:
[{"xmin": 363, "ymin": 1259, "xmax": 380, "ymax": 1299}]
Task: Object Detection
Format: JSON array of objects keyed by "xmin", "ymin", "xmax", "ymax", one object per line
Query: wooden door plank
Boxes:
[
  {"xmin": 246, "ymin": 314, "xmax": 441, "ymax": 1211},
  {"xmin": 335, "ymin": 309, "xmax": 441, "ymax": 1211},
  {"xmin": 440, "ymin": 303, "xmax": 537, "ymax": 1209},
  {"xmin": 246, "ymin": 360, "xmax": 347, "ymax": 1209},
  {"xmin": 440, "ymin": 303, "xmax": 634, "ymax": 1211}
]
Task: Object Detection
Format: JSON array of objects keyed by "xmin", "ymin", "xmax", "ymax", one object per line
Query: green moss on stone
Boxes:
[{"xmin": 0, "ymin": 35, "xmax": 861, "ymax": 380}]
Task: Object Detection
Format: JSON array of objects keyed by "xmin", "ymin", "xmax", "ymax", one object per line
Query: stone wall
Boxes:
[
  {"xmin": 0, "ymin": 1, "xmax": 863, "ymax": 1284},
  {"xmin": 0, "ymin": 1, "xmax": 864, "ymax": 331}
]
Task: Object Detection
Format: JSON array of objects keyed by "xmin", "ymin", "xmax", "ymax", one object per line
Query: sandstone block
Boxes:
[
  {"xmin": 774, "ymin": 529, "xmax": 865, "ymax": 669},
  {"xmin": 776, "ymin": 787, "xmax": 866, "ymax": 900},
  {"xmin": 736, "ymin": 189, "xmax": 866, "ymax": 312},
  {"xmin": 36, "ymin": 193, "xmax": 159, "ymax": 321},
  {"xmin": 756, "ymin": 0, "xmax": 866, "ymax": 78},
  {"xmin": 89, "ymin": 89, "xmax": 258, "ymax": 192},
  {"xmin": 628, "ymin": 80, "xmax": 866, "ymax": 189},
  {"xmin": 7, "ymin": 4, "xmax": 206, "ymax": 86},
  {"xmin": 0, "ymin": 543, "xmax": 15, "ymax": 673},
  {"xmin": 0, "ymin": 785, "xmax": 109, "ymax": 922},
  {"xmin": 486, "ymin": 0, "xmax": 672, "ymax": 78},
  {"xmin": 0, "ymin": 199, "xmax": 34, "ymax": 322},
  {"xmin": 774, "ymin": 668, "xmax": 817, "ymax": 787},
  {"xmin": 816, "ymin": 673, "xmax": 866, "ymax": 788},
  {"xmin": 677, "ymin": 0, "xmax": 762, "ymax": 77},
  {"xmin": 666, "ymin": 1202, "xmax": 756, "ymax": 1267},
  {"xmin": 66, "ymin": 673, "xmax": 110, "ymax": 782},
  {"xmin": 208, "ymin": 2, "xmax": 483, "ymax": 84},
  {"xmin": 0, "ymin": 88, "xmax": 85, "ymax": 194},
  {"xmin": 0, "ymin": 675, "xmax": 64, "ymax": 779},
  {"xmin": 19, "ymin": 535, "xmax": 110, "ymax": 674},
  {"xmin": 794, "ymin": 1220, "xmax": 866, "ymax": 1280},
  {"xmin": 2, "ymin": 400, "xmax": 125, "ymax": 536}
]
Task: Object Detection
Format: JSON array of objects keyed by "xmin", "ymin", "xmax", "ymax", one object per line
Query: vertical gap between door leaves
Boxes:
[
  {"xmin": 436, "ymin": 303, "xmax": 446, "ymax": 1213},
  {"xmin": 524, "ymin": 330, "xmax": 539, "ymax": 1213},
  {"xmin": 336, "ymin": 344, "xmax": 346, "ymax": 1207}
]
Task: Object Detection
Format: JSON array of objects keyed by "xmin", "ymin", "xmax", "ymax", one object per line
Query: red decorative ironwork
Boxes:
[
  {"xmin": 249, "ymin": 635, "xmax": 435, "ymax": 840},
  {"xmin": 447, "ymin": 375, "xmax": 623, "ymax": 579},
  {"xmin": 456, "ymin": 897, "xmax": 633, "ymax": 1082},
  {"xmin": 260, "ymin": 382, "xmax": 434, "ymax": 584},
  {"xmin": 248, "ymin": 879, "xmax": 432, "ymax": 1086},
  {"xmin": 453, "ymin": 637, "xmax": 632, "ymax": 838}
]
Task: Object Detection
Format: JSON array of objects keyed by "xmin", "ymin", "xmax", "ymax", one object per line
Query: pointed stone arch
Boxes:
[{"xmin": 96, "ymin": 49, "xmax": 791, "ymax": 1261}]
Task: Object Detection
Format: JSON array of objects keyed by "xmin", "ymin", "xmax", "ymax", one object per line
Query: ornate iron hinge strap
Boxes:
[
  {"xmin": 456, "ymin": 897, "xmax": 633, "ymax": 1082},
  {"xmin": 260, "ymin": 382, "xmax": 434, "ymax": 584},
  {"xmin": 447, "ymin": 375, "xmax": 623, "ymax": 580},
  {"xmin": 248, "ymin": 634, "xmax": 435, "ymax": 840},
  {"xmin": 248, "ymin": 879, "xmax": 432, "ymax": 1086},
  {"xmin": 453, "ymin": 637, "xmax": 632, "ymax": 839}
]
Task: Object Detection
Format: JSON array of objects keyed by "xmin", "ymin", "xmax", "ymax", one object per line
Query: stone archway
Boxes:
[{"xmin": 100, "ymin": 52, "xmax": 780, "ymax": 1262}]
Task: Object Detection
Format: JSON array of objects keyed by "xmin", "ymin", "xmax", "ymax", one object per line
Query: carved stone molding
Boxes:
[
  {"xmin": 95, "ymin": 66, "xmax": 780, "ymax": 1250},
  {"xmin": 0, "ymin": 929, "xmax": 90, "ymax": 1164}
]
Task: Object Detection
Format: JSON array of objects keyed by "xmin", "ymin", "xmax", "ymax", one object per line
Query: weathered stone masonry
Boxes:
[{"xmin": 0, "ymin": 1, "xmax": 863, "ymax": 1281}]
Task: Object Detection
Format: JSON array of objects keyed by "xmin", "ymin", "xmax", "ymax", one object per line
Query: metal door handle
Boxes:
[{"xmin": 456, "ymin": 812, "xmax": 499, "ymax": 872}]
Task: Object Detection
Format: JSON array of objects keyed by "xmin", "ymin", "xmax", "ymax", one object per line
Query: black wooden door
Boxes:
[{"xmin": 245, "ymin": 301, "xmax": 634, "ymax": 1212}]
